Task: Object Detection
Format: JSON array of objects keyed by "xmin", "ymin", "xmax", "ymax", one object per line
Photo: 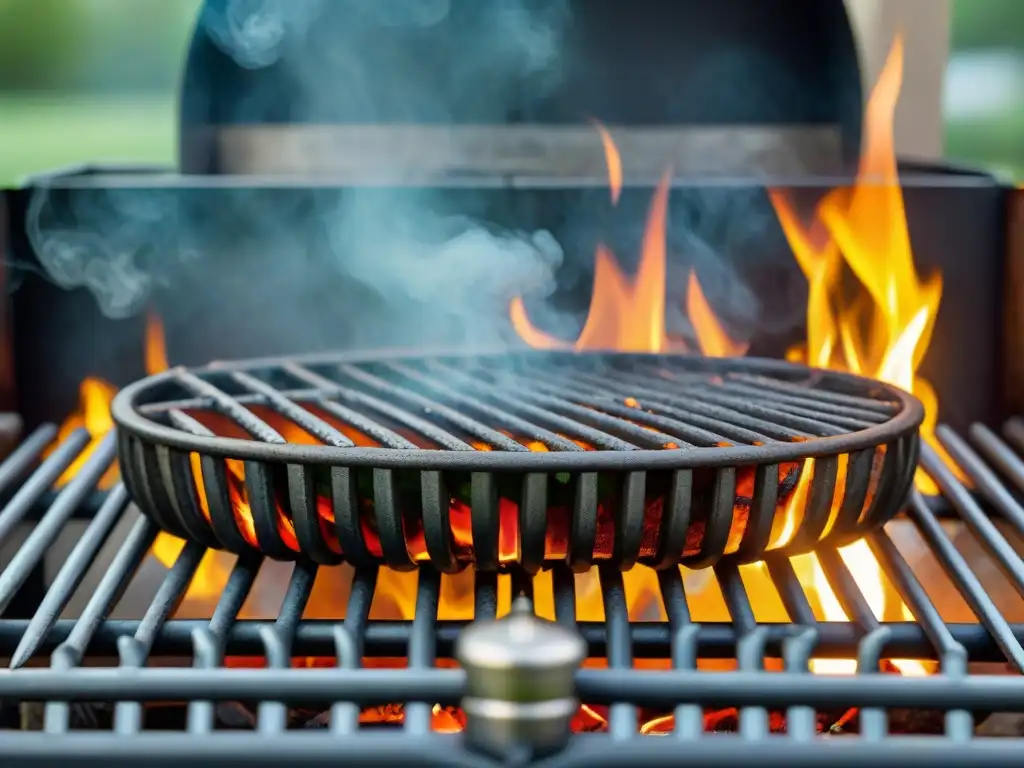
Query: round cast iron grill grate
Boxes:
[{"xmin": 111, "ymin": 350, "xmax": 923, "ymax": 571}]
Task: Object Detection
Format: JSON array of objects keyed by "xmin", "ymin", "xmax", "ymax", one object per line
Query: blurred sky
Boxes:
[{"xmin": 0, "ymin": 0, "xmax": 1019, "ymax": 183}]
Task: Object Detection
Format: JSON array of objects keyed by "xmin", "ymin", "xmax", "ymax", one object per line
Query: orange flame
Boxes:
[
  {"xmin": 767, "ymin": 36, "xmax": 953, "ymax": 496},
  {"xmin": 510, "ymin": 124, "xmax": 746, "ymax": 356},
  {"xmin": 509, "ymin": 37, "xmax": 938, "ymax": 683},
  {"xmin": 686, "ymin": 270, "xmax": 750, "ymax": 358}
]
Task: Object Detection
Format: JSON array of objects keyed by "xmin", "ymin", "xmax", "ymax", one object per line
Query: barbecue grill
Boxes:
[
  {"xmin": 110, "ymin": 350, "xmax": 921, "ymax": 570},
  {"xmin": 2, "ymin": 0, "xmax": 1024, "ymax": 764},
  {"xmin": 3, "ymin": 416, "xmax": 1024, "ymax": 764}
]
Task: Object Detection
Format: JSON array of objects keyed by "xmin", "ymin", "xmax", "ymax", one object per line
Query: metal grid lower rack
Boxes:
[{"xmin": 1, "ymin": 418, "xmax": 1024, "ymax": 765}]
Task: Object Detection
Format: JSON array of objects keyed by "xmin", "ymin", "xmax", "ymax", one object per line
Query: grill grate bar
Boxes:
[
  {"xmin": 539, "ymin": 364, "xmax": 804, "ymax": 444},
  {"xmin": 0, "ymin": 433, "xmax": 117, "ymax": 614},
  {"xmin": 331, "ymin": 565, "xmax": 376, "ymax": 734},
  {"xmin": 335, "ymin": 363, "xmax": 527, "ymax": 452},
  {"xmin": 710, "ymin": 381, "xmax": 894, "ymax": 424},
  {"xmin": 113, "ymin": 539, "xmax": 206, "ymax": 734},
  {"xmin": 723, "ymin": 373, "xmax": 900, "ymax": 415},
  {"xmin": 655, "ymin": 568, "xmax": 704, "ymax": 739},
  {"xmin": 282, "ymin": 363, "xmax": 463, "ymax": 451},
  {"xmin": 604, "ymin": 366, "xmax": 850, "ymax": 437},
  {"xmin": 257, "ymin": 562, "xmax": 317, "ymax": 734},
  {"xmin": 0, "ymin": 424, "xmax": 58, "ymax": 497},
  {"xmin": 929, "ymin": 431, "xmax": 1024, "ymax": 595},
  {"xmin": 388, "ymin": 362, "xmax": 588, "ymax": 452},
  {"xmin": 421, "ymin": 361, "xmax": 631, "ymax": 451},
  {"xmin": 8, "ymin": 663, "xmax": 1024, "ymax": 713},
  {"xmin": 9, "ymin": 485, "xmax": 130, "ymax": 669},
  {"xmin": 405, "ymin": 568, "xmax": 442, "ymax": 735},
  {"xmin": 969, "ymin": 424, "xmax": 1024, "ymax": 519},
  {"xmin": 0, "ymin": 427, "xmax": 90, "ymax": 546},
  {"xmin": 43, "ymin": 512, "xmax": 157, "ymax": 734},
  {"xmin": 907, "ymin": 486, "xmax": 1024, "ymax": 672},
  {"xmin": 186, "ymin": 554, "xmax": 261, "ymax": 734},
  {"xmin": 598, "ymin": 567, "xmax": 637, "ymax": 739}
]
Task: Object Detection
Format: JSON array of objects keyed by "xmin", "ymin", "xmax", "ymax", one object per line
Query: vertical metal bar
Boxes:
[
  {"xmin": 657, "ymin": 568, "xmax": 703, "ymax": 740},
  {"xmin": 908, "ymin": 491, "xmax": 1024, "ymax": 671},
  {"xmin": 43, "ymin": 514, "xmax": 157, "ymax": 734},
  {"xmin": 0, "ymin": 428, "xmax": 89, "ymax": 546},
  {"xmin": 331, "ymin": 566, "xmax": 377, "ymax": 735},
  {"xmin": 9, "ymin": 485, "xmax": 131, "ymax": 668},
  {"xmin": 551, "ymin": 564, "xmax": 577, "ymax": 628},
  {"xmin": 186, "ymin": 553, "xmax": 261, "ymax": 734},
  {"xmin": 868, "ymin": 530, "xmax": 973, "ymax": 741},
  {"xmin": 0, "ymin": 424, "xmax": 57, "ymax": 495},
  {"xmin": 474, "ymin": 570, "xmax": 498, "ymax": 622},
  {"xmin": 715, "ymin": 561, "xmax": 769, "ymax": 740},
  {"xmin": 404, "ymin": 567, "xmax": 440, "ymax": 735},
  {"xmin": 782, "ymin": 628, "xmax": 819, "ymax": 741},
  {"xmin": 113, "ymin": 540, "xmax": 206, "ymax": 735},
  {"xmin": 257, "ymin": 562, "xmax": 317, "ymax": 734},
  {"xmin": 0, "ymin": 433, "xmax": 115, "ymax": 611},
  {"xmin": 598, "ymin": 567, "xmax": 636, "ymax": 740}
]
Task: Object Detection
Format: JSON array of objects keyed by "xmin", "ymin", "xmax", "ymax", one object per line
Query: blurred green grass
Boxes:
[
  {"xmin": 0, "ymin": 94, "xmax": 1021, "ymax": 186},
  {"xmin": 0, "ymin": 94, "xmax": 177, "ymax": 185},
  {"xmin": 946, "ymin": 106, "xmax": 1024, "ymax": 182}
]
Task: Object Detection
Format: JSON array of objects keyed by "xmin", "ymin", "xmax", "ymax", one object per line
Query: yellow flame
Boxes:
[{"xmin": 768, "ymin": 35, "xmax": 953, "ymax": 495}]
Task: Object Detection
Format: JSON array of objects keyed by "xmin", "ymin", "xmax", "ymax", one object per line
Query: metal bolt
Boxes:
[{"xmin": 456, "ymin": 596, "xmax": 587, "ymax": 759}]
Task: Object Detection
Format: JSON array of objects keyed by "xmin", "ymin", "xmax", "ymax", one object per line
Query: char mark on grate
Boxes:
[{"xmin": 111, "ymin": 350, "xmax": 922, "ymax": 570}]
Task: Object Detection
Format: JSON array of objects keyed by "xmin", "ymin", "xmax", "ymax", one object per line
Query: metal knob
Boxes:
[{"xmin": 455, "ymin": 597, "xmax": 587, "ymax": 758}]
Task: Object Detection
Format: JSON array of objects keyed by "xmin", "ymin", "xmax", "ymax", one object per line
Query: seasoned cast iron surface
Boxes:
[{"xmin": 111, "ymin": 350, "xmax": 923, "ymax": 569}]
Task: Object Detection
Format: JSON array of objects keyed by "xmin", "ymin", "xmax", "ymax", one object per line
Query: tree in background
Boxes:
[{"xmin": 0, "ymin": 0, "xmax": 201, "ymax": 92}]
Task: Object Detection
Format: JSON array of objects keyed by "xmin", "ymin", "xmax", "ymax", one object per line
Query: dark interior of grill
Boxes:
[{"xmin": 2, "ymin": 0, "xmax": 1024, "ymax": 765}]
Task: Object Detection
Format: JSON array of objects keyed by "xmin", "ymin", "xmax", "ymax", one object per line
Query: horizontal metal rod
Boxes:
[
  {"xmin": 0, "ymin": 619, "xmax": 1018, "ymax": 663},
  {"xmin": 1, "ymin": 665, "xmax": 1022, "ymax": 711},
  {"xmin": 2, "ymin": 734, "xmax": 1024, "ymax": 768}
]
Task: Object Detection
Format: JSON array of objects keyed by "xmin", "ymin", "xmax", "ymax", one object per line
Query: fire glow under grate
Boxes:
[{"xmin": 2, "ymin": 416, "xmax": 1024, "ymax": 764}]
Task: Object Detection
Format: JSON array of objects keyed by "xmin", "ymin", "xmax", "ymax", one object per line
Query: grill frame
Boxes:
[
  {"xmin": 110, "ymin": 350, "xmax": 923, "ymax": 571},
  {"xmin": 3, "ymin": 421, "xmax": 1024, "ymax": 763}
]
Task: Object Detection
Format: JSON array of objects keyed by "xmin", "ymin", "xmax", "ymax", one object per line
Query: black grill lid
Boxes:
[{"xmin": 179, "ymin": 0, "xmax": 863, "ymax": 173}]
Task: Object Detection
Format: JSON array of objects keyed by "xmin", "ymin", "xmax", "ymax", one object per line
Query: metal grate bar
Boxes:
[
  {"xmin": 387, "ymin": 362, "xmax": 587, "ymax": 452},
  {"xmin": 0, "ymin": 424, "xmax": 58, "ymax": 497},
  {"xmin": 113, "ymin": 539, "xmax": 206, "ymax": 734},
  {"xmin": 421, "ymin": 361, "xmax": 633, "ymax": 451},
  {"xmin": 0, "ymin": 433, "xmax": 117, "ymax": 614},
  {"xmin": 405, "ymin": 568, "xmax": 441, "ymax": 735},
  {"xmin": 538, "ymin": 365, "xmax": 806, "ymax": 443},
  {"xmin": 597, "ymin": 567, "xmax": 636, "ymax": 739},
  {"xmin": 283, "ymin": 363, "xmax": 464, "ymax": 451},
  {"xmin": 7, "ymin": 416, "xmax": 1024, "ymax": 762},
  {"xmin": 0, "ymin": 428, "xmax": 91, "ymax": 545},
  {"xmin": 335, "ymin": 363, "xmax": 527, "ymax": 452},
  {"xmin": 186, "ymin": 554, "xmax": 261, "ymax": 734},
  {"xmin": 9, "ymin": 485, "xmax": 130, "ymax": 668},
  {"xmin": 331, "ymin": 565, "xmax": 376, "ymax": 734},
  {"xmin": 257, "ymin": 562, "xmax": 316, "ymax": 733}
]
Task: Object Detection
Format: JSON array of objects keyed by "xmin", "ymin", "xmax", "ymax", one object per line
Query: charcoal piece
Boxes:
[
  {"xmin": 18, "ymin": 702, "xmax": 114, "ymax": 731},
  {"xmin": 215, "ymin": 701, "xmax": 258, "ymax": 729}
]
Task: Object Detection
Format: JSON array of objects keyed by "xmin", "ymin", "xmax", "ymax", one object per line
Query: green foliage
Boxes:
[
  {"xmin": 0, "ymin": 0, "xmax": 201, "ymax": 91},
  {"xmin": 952, "ymin": 0, "xmax": 1024, "ymax": 50}
]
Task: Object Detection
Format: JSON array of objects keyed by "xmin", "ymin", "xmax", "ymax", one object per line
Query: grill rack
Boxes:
[
  {"xmin": 0, "ymin": 419, "xmax": 1023, "ymax": 763},
  {"xmin": 111, "ymin": 350, "xmax": 922, "ymax": 570}
]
